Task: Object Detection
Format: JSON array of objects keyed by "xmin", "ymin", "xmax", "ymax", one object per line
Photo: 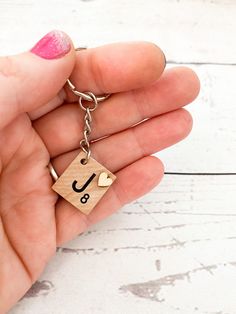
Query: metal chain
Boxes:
[
  {"xmin": 67, "ymin": 77, "xmax": 110, "ymax": 164},
  {"xmin": 48, "ymin": 47, "xmax": 111, "ymax": 181},
  {"xmin": 79, "ymin": 106, "xmax": 93, "ymax": 164}
]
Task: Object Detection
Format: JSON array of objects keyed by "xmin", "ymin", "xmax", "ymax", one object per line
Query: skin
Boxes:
[{"xmin": 0, "ymin": 39, "xmax": 200, "ymax": 312}]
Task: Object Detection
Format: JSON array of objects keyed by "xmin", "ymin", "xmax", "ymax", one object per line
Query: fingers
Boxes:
[
  {"xmin": 0, "ymin": 30, "xmax": 76, "ymax": 129},
  {"xmin": 28, "ymin": 89, "xmax": 66, "ymax": 120},
  {"xmin": 54, "ymin": 107, "xmax": 192, "ymax": 245},
  {"xmin": 34, "ymin": 67, "xmax": 199, "ymax": 158},
  {"xmin": 56, "ymin": 156, "xmax": 164, "ymax": 245},
  {"xmin": 52, "ymin": 108, "xmax": 192, "ymax": 177},
  {"xmin": 65, "ymin": 42, "xmax": 166, "ymax": 101},
  {"xmin": 29, "ymin": 41, "xmax": 166, "ymax": 120}
]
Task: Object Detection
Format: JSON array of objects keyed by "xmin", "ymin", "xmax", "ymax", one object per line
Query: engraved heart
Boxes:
[{"xmin": 98, "ymin": 172, "xmax": 113, "ymax": 187}]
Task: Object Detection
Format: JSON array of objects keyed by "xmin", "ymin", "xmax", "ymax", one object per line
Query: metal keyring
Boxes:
[
  {"xmin": 67, "ymin": 46, "xmax": 111, "ymax": 103},
  {"xmin": 67, "ymin": 78, "xmax": 110, "ymax": 103}
]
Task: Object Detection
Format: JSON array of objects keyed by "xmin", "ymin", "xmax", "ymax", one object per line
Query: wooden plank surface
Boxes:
[
  {"xmin": 10, "ymin": 175, "xmax": 236, "ymax": 314},
  {"xmin": 160, "ymin": 63, "xmax": 236, "ymax": 172},
  {"xmin": 0, "ymin": 0, "xmax": 235, "ymax": 313},
  {"xmin": 0, "ymin": 0, "xmax": 236, "ymax": 63}
]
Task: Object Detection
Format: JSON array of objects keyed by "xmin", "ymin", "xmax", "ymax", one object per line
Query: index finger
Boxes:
[{"xmin": 65, "ymin": 41, "xmax": 166, "ymax": 101}]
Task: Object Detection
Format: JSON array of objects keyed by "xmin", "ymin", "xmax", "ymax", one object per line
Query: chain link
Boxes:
[
  {"xmin": 79, "ymin": 107, "xmax": 92, "ymax": 164},
  {"xmin": 79, "ymin": 91, "xmax": 98, "ymax": 111}
]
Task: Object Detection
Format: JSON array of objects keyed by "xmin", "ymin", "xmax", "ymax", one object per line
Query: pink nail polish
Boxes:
[{"xmin": 30, "ymin": 30, "xmax": 71, "ymax": 59}]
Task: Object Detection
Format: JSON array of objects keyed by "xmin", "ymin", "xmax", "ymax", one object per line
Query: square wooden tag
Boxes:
[{"xmin": 52, "ymin": 151, "xmax": 116, "ymax": 215}]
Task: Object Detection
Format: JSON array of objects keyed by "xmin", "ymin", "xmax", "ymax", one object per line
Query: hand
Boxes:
[{"xmin": 0, "ymin": 30, "xmax": 200, "ymax": 312}]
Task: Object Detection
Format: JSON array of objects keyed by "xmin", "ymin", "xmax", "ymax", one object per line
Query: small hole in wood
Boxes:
[{"xmin": 80, "ymin": 158, "xmax": 87, "ymax": 165}]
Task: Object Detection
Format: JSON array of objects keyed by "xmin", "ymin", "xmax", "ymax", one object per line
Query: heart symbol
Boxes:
[{"xmin": 98, "ymin": 172, "xmax": 113, "ymax": 187}]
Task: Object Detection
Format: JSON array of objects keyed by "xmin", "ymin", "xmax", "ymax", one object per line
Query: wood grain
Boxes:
[{"xmin": 52, "ymin": 151, "xmax": 116, "ymax": 215}]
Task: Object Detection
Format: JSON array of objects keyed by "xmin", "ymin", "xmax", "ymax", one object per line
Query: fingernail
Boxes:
[{"xmin": 30, "ymin": 30, "xmax": 71, "ymax": 59}]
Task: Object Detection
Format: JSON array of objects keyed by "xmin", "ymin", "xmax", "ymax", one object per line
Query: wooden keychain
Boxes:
[{"xmin": 49, "ymin": 63, "xmax": 116, "ymax": 215}]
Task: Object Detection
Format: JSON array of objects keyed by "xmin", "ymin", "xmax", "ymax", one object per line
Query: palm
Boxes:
[
  {"xmin": 0, "ymin": 42, "xmax": 199, "ymax": 311},
  {"xmin": 0, "ymin": 113, "xmax": 57, "ymax": 301}
]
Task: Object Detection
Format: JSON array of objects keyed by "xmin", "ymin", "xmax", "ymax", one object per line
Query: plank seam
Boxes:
[
  {"xmin": 164, "ymin": 172, "xmax": 236, "ymax": 176},
  {"xmin": 167, "ymin": 61, "xmax": 236, "ymax": 66}
]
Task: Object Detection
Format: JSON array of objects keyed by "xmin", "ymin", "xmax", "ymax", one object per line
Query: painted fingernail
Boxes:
[{"xmin": 30, "ymin": 30, "xmax": 71, "ymax": 59}]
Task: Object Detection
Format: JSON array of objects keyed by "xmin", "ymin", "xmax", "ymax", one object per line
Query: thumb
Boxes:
[{"xmin": 0, "ymin": 30, "xmax": 76, "ymax": 129}]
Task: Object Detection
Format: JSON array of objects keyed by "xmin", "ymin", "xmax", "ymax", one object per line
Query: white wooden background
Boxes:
[{"xmin": 1, "ymin": 0, "xmax": 236, "ymax": 313}]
